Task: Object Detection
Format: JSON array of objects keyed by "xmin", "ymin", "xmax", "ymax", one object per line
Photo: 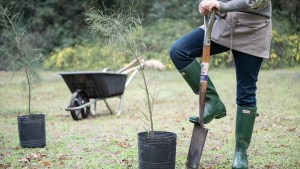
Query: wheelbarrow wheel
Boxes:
[{"xmin": 70, "ymin": 90, "xmax": 90, "ymax": 121}]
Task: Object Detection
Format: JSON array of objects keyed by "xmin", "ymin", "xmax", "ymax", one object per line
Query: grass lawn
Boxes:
[{"xmin": 0, "ymin": 67, "xmax": 299, "ymax": 168}]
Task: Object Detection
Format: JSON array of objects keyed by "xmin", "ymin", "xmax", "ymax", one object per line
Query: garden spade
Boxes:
[{"xmin": 186, "ymin": 10, "xmax": 216, "ymax": 169}]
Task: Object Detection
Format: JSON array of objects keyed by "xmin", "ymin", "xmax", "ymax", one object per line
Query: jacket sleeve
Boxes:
[{"xmin": 219, "ymin": 0, "xmax": 271, "ymax": 13}]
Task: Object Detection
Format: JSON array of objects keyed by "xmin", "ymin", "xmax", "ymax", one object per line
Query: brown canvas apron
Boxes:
[{"xmin": 210, "ymin": 12, "xmax": 272, "ymax": 59}]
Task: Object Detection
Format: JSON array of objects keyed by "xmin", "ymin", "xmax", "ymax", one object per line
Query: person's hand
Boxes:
[{"xmin": 199, "ymin": 0, "xmax": 220, "ymax": 15}]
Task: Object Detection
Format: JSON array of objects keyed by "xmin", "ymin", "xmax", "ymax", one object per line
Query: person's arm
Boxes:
[
  {"xmin": 219, "ymin": 0, "xmax": 271, "ymax": 13},
  {"xmin": 199, "ymin": 0, "xmax": 271, "ymax": 15}
]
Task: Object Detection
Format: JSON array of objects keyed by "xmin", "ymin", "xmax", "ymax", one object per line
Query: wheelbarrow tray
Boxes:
[{"xmin": 60, "ymin": 71, "xmax": 127, "ymax": 99}]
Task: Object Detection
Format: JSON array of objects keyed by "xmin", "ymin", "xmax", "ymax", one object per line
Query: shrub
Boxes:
[
  {"xmin": 44, "ymin": 42, "xmax": 127, "ymax": 71},
  {"xmin": 262, "ymin": 30, "xmax": 300, "ymax": 69},
  {"xmin": 43, "ymin": 18, "xmax": 300, "ymax": 70}
]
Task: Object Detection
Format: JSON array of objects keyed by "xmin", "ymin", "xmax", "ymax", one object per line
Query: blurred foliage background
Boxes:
[{"xmin": 0, "ymin": 0, "xmax": 299, "ymax": 70}]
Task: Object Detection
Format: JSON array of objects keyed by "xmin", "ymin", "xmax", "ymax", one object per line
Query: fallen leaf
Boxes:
[
  {"xmin": 117, "ymin": 141, "xmax": 132, "ymax": 148},
  {"xmin": 287, "ymin": 127, "xmax": 296, "ymax": 132},
  {"xmin": 25, "ymin": 153, "xmax": 46, "ymax": 161},
  {"xmin": 18, "ymin": 158, "xmax": 29, "ymax": 164},
  {"xmin": 265, "ymin": 164, "xmax": 273, "ymax": 168},
  {"xmin": 58, "ymin": 154, "xmax": 68, "ymax": 161},
  {"xmin": 122, "ymin": 159, "xmax": 129, "ymax": 164},
  {"xmin": 41, "ymin": 161, "xmax": 51, "ymax": 167},
  {"xmin": 113, "ymin": 151, "xmax": 122, "ymax": 155},
  {"xmin": 176, "ymin": 119, "xmax": 182, "ymax": 122},
  {"xmin": 119, "ymin": 158, "xmax": 131, "ymax": 166},
  {"xmin": 274, "ymin": 144, "xmax": 288, "ymax": 148},
  {"xmin": 0, "ymin": 163, "xmax": 11, "ymax": 169}
]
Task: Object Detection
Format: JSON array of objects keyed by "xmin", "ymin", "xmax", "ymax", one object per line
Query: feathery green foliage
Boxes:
[
  {"xmin": 85, "ymin": 6, "xmax": 145, "ymax": 58},
  {"xmin": 0, "ymin": 5, "xmax": 42, "ymax": 115},
  {"xmin": 85, "ymin": 1, "xmax": 156, "ymax": 135}
]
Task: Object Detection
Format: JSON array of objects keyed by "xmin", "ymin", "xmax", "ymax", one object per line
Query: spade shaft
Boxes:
[{"xmin": 186, "ymin": 10, "xmax": 216, "ymax": 169}]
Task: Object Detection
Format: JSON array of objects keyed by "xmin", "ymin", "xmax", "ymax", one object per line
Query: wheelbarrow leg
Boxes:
[
  {"xmin": 103, "ymin": 99, "xmax": 114, "ymax": 115},
  {"xmin": 116, "ymin": 95, "xmax": 124, "ymax": 116},
  {"xmin": 90, "ymin": 99, "xmax": 96, "ymax": 115}
]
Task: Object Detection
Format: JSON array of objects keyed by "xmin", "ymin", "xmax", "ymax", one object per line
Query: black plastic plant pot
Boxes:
[
  {"xmin": 138, "ymin": 131, "xmax": 177, "ymax": 169},
  {"xmin": 18, "ymin": 114, "xmax": 46, "ymax": 148}
]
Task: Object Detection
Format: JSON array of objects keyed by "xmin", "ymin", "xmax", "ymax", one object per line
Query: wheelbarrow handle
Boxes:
[
  {"xmin": 121, "ymin": 64, "xmax": 144, "ymax": 75},
  {"xmin": 117, "ymin": 56, "xmax": 144, "ymax": 73},
  {"xmin": 121, "ymin": 63, "xmax": 145, "ymax": 88}
]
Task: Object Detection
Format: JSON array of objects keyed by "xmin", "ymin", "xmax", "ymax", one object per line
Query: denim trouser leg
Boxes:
[
  {"xmin": 169, "ymin": 28, "xmax": 228, "ymax": 70},
  {"xmin": 169, "ymin": 27, "xmax": 263, "ymax": 107},
  {"xmin": 233, "ymin": 50, "xmax": 263, "ymax": 107}
]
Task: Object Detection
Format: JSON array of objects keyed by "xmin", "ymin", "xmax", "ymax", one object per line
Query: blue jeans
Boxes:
[{"xmin": 169, "ymin": 28, "xmax": 263, "ymax": 107}]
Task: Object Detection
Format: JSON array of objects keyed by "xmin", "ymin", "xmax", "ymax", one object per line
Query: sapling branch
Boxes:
[
  {"xmin": 1, "ymin": 6, "xmax": 41, "ymax": 115},
  {"xmin": 4, "ymin": 9, "xmax": 32, "ymax": 115},
  {"xmin": 85, "ymin": 6, "xmax": 156, "ymax": 135}
]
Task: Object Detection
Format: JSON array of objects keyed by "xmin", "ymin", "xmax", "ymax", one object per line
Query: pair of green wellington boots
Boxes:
[{"xmin": 179, "ymin": 60, "xmax": 257, "ymax": 169}]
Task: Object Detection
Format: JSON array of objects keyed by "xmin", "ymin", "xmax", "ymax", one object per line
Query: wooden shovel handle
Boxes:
[
  {"xmin": 202, "ymin": 45, "xmax": 211, "ymax": 62},
  {"xmin": 199, "ymin": 44, "xmax": 211, "ymax": 126}
]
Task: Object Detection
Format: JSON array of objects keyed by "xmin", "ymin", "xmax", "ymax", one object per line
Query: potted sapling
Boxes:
[
  {"xmin": 0, "ymin": 6, "xmax": 45, "ymax": 148},
  {"xmin": 85, "ymin": 3, "xmax": 176, "ymax": 169}
]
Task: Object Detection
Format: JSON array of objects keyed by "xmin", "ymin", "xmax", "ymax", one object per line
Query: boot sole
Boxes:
[
  {"xmin": 215, "ymin": 112, "xmax": 226, "ymax": 119},
  {"xmin": 204, "ymin": 112, "xmax": 226, "ymax": 124}
]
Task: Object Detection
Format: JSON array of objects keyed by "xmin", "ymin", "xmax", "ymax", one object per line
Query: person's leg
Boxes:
[
  {"xmin": 170, "ymin": 28, "xmax": 229, "ymax": 70},
  {"xmin": 234, "ymin": 50, "xmax": 263, "ymax": 107},
  {"xmin": 232, "ymin": 50, "xmax": 263, "ymax": 169},
  {"xmin": 169, "ymin": 28, "xmax": 229, "ymax": 124}
]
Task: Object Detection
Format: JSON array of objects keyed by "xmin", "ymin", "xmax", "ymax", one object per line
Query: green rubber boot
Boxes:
[
  {"xmin": 232, "ymin": 105, "xmax": 257, "ymax": 169},
  {"xmin": 179, "ymin": 60, "xmax": 226, "ymax": 124}
]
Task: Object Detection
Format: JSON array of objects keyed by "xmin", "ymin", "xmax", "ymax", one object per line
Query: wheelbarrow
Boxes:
[{"xmin": 60, "ymin": 58, "xmax": 144, "ymax": 120}]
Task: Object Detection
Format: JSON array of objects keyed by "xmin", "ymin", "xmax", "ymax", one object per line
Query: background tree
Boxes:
[{"xmin": 0, "ymin": 0, "xmax": 299, "ymax": 70}]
